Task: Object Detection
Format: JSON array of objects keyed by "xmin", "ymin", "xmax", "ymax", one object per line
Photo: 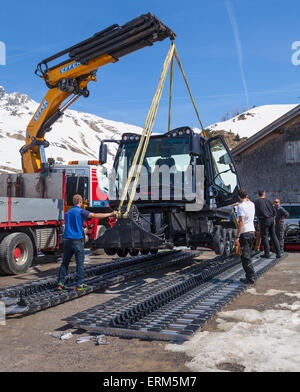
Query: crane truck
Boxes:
[{"xmin": 0, "ymin": 13, "xmax": 176, "ymax": 274}]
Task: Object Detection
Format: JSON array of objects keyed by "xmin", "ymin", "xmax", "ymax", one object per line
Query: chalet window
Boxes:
[{"xmin": 286, "ymin": 141, "xmax": 300, "ymax": 163}]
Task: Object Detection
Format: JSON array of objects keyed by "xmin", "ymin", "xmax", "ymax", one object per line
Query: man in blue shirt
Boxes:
[{"xmin": 57, "ymin": 194, "xmax": 117, "ymax": 291}]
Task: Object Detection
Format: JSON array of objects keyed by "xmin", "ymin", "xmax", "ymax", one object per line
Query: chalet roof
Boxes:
[{"xmin": 231, "ymin": 104, "xmax": 300, "ymax": 157}]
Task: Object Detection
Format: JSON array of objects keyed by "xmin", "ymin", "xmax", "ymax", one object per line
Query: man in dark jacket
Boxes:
[
  {"xmin": 274, "ymin": 198, "xmax": 289, "ymax": 253},
  {"xmin": 254, "ymin": 190, "xmax": 281, "ymax": 258}
]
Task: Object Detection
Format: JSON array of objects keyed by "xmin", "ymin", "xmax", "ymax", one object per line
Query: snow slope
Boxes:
[
  {"xmin": 0, "ymin": 86, "xmax": 143, "ymax": 173},
  {"xmin": 207, "ymin": 104, "xmax": 298, "ymax": 139}
]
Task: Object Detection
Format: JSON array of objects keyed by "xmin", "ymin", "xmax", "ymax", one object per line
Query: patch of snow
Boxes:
[
  {"xmin": 246, "ymin": 288, "xmax": 300, "ymax": 299},
  {"xmin": 276, "ymin": 302, "xmax": 300, "ymax": 311},
  {"xmin": 166, "ymin": 303, "xmax": 300, "ymax": 372},
  {"xmin": 286, "ymin": 292, "xmax": 300, "ymax": 299},
  {"xmin": 246, "ymin": 288, "xmax": 284, "ymax": 296},
  {"xmin": 281, "ymin": 270, "xmax": 300, "ymax": 275}
]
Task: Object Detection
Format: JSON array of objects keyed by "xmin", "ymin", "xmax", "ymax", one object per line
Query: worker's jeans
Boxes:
[
  {"xmin": 239, "ymin": 232, "xmax": 256, "ymax": 282},
  {"xmin": 259, "ymin": 217, "xmax": 280, "ymax": 256},
  {"xmin": 275, "ymin": 222, "xmax": 285, "ymax": 253},
  {"xmin": 58, "ymin": 239, "xmax": 85, "ymax": 287}
]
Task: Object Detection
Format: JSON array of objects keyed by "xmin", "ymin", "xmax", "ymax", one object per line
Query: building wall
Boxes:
[{"xmin": 234, "ymin": 118, "xmax": 300, "ymax": 203}]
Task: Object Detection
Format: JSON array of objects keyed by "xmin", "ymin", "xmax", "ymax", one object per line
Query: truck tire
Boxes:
[
  {"xmin": 129, "ymin": 249, "xmax": 139, "ymax": 256},
  {"xmin": 104, "ymin": 248, "xmax": 117, "ymax": 256},
  {"xmin": 0, "ymin": 232, "xmax": 34, "ymax": 275},
  {"xmin": 0, "ymin": 265, "xmax": 7, "ymax": 275},
  {"xmin": 0, "ymin": 255, "xmax": 8, "ymax": 275},
  {"xmin": 212, "ymin": 225, "xmax": 224, "ymax": 256},
  {"xmin": 223, "ymin": 229, "xmax": 231, "ymax": 258},
  {"xmin": 0, "ymin": 235, "xmax": 8, "ymax": 275},
  {"xmin": 117, "ymin": 248, "xmax": 129, "ymax": 257}
]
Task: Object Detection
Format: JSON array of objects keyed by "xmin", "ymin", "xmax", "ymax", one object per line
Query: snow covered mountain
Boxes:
[
  {"xmin": 0, "ymin": 85, "xmax": 298, "ymax": 173},
  {"xmin": 0, "ymin": 86, "xmax": 143, "ymax": 173}
]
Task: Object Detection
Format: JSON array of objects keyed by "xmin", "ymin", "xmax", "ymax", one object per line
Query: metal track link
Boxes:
[
  {"xmin": 1, "ymin": 250, "xmax": 199, "ymax": 315},
  {"xmin": 66, "ymin": 253, "xmax": 286, "ymax": 341}
]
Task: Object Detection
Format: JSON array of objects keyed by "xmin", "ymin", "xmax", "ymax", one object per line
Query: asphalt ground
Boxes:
[{"xmin": 0, "ymin": 250, "xmax": 298, "ymax": 372}]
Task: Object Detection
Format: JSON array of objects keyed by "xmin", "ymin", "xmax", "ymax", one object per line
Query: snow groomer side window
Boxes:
[{"xmin": 208, "ymin": 136, "xmax": 238, "ymax": 195}]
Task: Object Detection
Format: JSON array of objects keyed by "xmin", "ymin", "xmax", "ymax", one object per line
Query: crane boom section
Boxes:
[
  {"xmin": 20, "ymin": 13, "xmax": 175, "ymax": 173},
  {"xmin": 44, "ymin": 54, "xmax": 116, "ymax": 87},
  {"xmin": 22, "ymin": 55, "xmax": 115, "ymax": 173}
]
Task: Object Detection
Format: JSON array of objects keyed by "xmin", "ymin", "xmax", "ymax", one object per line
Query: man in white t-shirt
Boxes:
[{"xmin": 234, "ymin": 188, "xmax": 256, "ymax": 284}]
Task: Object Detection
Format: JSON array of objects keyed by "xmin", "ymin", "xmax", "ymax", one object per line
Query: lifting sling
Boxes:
[
  {"xmin": 118, "ymin": 42, "xmax": 205, "ymax": 219},
  {"xmin": 118, "ymin": 42, "xmax": 238, "ymax": 229}
]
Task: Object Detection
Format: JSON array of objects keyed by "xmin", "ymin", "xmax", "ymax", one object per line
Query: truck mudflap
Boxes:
[{"xmin": 93, "ymin": 218, "xmax": 163, "ymax": 250}]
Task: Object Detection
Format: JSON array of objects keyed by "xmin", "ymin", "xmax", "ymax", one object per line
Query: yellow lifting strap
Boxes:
[
  {"xmin": 172, "ymin": 48, "xmax": 238, "ymax": 229},
  {"xmin": 118, "ymin": 42, "xmax": 176, "ymax": 218},
  {"xmin": 117, "ymin": 42, "xmax": 238, "ymax": 228},
  {"xmin": 173, "ymin": 48, "xmax": 206, "ymax": 134},
  {"xmin": 118, "ymin": 42, "xmax": 204, "ymax": 219}
]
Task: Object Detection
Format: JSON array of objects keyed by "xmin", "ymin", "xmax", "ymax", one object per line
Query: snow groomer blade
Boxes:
[{"xmin": 94, "ymin": 218, "xmax": 162, "ymax": 250}]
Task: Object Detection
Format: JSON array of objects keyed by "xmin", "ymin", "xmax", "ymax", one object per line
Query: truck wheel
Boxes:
[
  {"xmin": 104, "ymin": 248, "xmax": 117, "ymax": 256},
  {"xmin": 129, "ymin": 249, "xmax": 139, "ymax": 256},
  {"xmin": 0, "ymin": 235, "xmax": 8, "ymax": 275},
  {"xmin": 117, "ymin": 248, "xmax": 128, "ymax": 257},
  {"xmin": 222, "ymin": 229, "xmax": 231, "ymax": 258},
  {"xmin": 212, "ymin": 226, "xmax": 224, "ymax": 256},
  {"xmin": 0, "ymin": 266, "xmax": 7, "ymax": 275},
  {"xmin": 0, "ymin": 251, "xmax": 8, "ymax": 274},
  {"xmin": 0, "ymin": 232, "xmax": 34, "ymax": 275}
]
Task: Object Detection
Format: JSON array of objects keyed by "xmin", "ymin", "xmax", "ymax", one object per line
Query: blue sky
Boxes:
[{"xmin": 0, "ymin": 0, "xmax": 300, "ymax": 131}]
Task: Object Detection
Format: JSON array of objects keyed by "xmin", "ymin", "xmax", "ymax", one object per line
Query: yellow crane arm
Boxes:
[
  {"xmin": 21, "ymin": 55, "xmax": 115, "ymax": 173},
  {"xmin": 20, "ymin": 13, "xmax": 175, "ymax": 173}
]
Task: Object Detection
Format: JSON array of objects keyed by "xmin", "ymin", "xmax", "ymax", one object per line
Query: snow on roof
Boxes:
[{"xmin": 207, "ymin": 104, "xmax": 299, "ymax": 139}]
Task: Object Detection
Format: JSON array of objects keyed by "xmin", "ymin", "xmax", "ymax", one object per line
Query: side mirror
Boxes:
[
  {"xmin": 189, "ymin": 133, "xmax": 202, "ymax": 156},
  {"xmin": 99, "ymin": 142, "xmax": 107, "ymax": 165}
]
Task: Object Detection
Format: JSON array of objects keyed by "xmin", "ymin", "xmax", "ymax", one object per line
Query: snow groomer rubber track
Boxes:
[
  {"xmin": 66, "ymin": 253, "xmax": 286, "ymax": 342},
  {"xmin": 0, "ymin": 250, "xmax": 198, "ymax": 315}
]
